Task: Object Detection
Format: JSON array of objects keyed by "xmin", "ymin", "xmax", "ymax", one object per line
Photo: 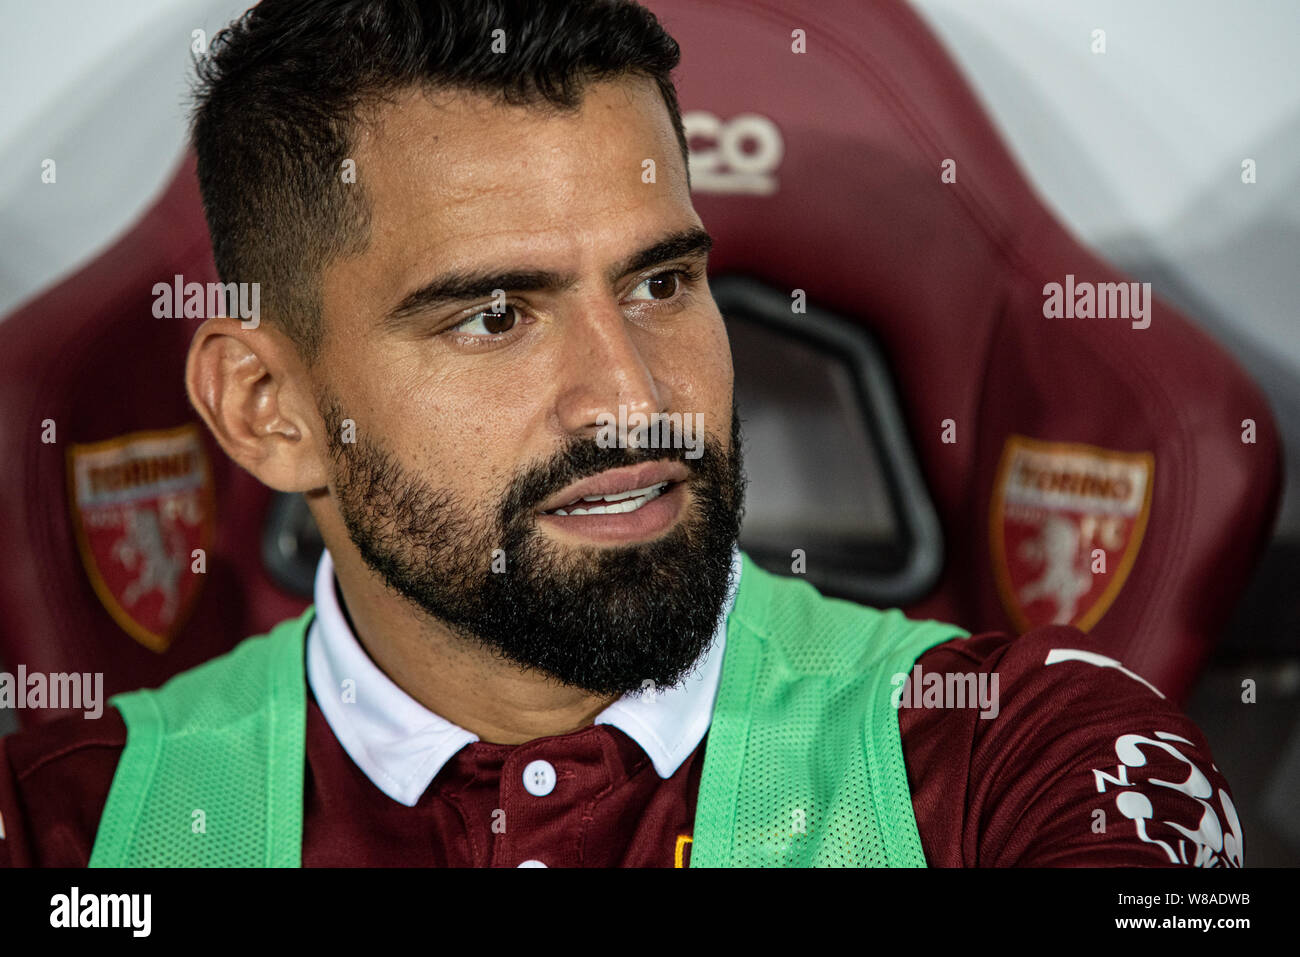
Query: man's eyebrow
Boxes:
[
  {"xmin": 615, "ymin": 226, "xmax": 713, "ymax": 284},
  {"xmin": 383, "ymin": 226, "xmax": 714, "ymax": 324}
]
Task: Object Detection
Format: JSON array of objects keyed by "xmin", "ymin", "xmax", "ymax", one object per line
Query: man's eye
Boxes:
[
  {"xmin": 628, "ymin": 270, "xmax": 684, "ymax": 302},
  {"xmin": 451, "ymin": 304, "xmax": 520, "ymax": 336}
]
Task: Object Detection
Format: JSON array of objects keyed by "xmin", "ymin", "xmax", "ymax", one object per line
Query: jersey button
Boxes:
[
  {"xmin": 517, "ymin": 860, "xmax": 548, "ymax": 867},
  {"xmin": 522, "ymin": 759, "xmax": 556, "ymax": 796}
]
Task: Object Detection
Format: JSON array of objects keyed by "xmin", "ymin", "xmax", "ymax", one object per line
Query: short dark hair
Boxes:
[{"xmin": 191, "ymin": 0, "xmax": 688, "ymax": 361}]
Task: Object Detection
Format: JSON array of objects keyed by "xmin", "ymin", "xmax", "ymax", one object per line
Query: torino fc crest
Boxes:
[
  {"xmin": 67, "ymin": 424, "xmax": 213, "ymax": 652},
  {"xmin": 990, "ymin": 435, "xmax": 1153, "ymax": 633}
]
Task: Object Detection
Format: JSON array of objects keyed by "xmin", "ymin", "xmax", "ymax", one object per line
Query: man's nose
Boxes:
[{"xmin": 553, "ymin": 302, "xmax": 669, "ymax": 437}]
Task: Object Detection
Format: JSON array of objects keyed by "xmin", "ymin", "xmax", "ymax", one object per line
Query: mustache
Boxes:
[{"xmin": 501, "ymin": 437, "xmax": 705, "ymax": 522}]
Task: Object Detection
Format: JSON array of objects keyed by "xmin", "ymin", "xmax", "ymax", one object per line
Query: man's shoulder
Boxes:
[
  {"xmin": 0, "ymin": 609, "xmax": 314, "ymax": 867},
  {"xmin": 914, "ymin": 622, "xmax": 1179, "ymax": 714},
  {"xmin": 903, "ymin": 622, "xmax": 1204, "ymax": 746},
  {"xmin": 2, "ymin": 705, "xmax": 127, "ymax": 780},
  {"xmin": 0, "ymin": 707, "xmax": 127, "ymax": 866}
]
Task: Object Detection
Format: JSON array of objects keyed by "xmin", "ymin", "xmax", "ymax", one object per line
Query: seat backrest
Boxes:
[
  {"xmin": 0, "ymin": 152, "xmax": 308, "ymax": 725},
  {"xmin": 0, "ymin": 0, "xmax": 1280, "ymax": 722},
  {"xmin": 650, "ymin": 0, "xmax": 1281, "ymax": 702}
]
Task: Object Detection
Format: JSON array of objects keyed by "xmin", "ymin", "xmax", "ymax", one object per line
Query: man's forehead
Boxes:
[
  {"xmin": 341, "ymin": 75, "xmax": 692, "ymax": 304},
  {"xmin": 354, "ymin": 76, "xmax": 683, "ymax": 205}
]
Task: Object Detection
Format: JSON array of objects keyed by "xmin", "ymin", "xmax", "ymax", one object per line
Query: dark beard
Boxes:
[{"xmin": 320, "ymin": 396, "xmax": 747, "ymax": 697}]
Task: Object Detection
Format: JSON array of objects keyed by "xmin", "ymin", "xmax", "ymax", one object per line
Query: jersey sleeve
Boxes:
[
  {"xmin": 0, "ymin": 708, "xmax": 127, "ymax": 867},
  {"xmin": 900, "ymin": 626, "xmax": 1243, "ymax": 867}
]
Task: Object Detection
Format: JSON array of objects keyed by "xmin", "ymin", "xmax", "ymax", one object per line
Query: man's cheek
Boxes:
[
  {"xmin": 658, "ymin": 335, "xmax": 729, "ymax": 412},
  {"xmin": 688, "ymin": 318, "xmax": 734, "ymax": 402}
]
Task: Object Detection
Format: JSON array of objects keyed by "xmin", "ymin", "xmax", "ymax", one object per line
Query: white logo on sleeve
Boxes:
[
  {"xmin": 1044, "ymin": 647, "xmax": 1166, "ymax": 699},
  {"xmin": 1047, "ymin": 648, "xmax": 1242, "ymax": 866},
  {"xmin": 1094, "ymin": 731, "xmax": 1243, "ymax": 867}
]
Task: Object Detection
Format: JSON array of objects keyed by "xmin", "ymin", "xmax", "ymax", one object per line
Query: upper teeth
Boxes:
[{"xmin": 552, "ymin": 482, "xmax": 668, "ymax": 516}]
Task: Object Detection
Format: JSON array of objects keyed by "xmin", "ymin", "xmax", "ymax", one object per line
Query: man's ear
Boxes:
[{"xmin": 185, "ymin": 317, "xmax": 329, "ymax": 492}]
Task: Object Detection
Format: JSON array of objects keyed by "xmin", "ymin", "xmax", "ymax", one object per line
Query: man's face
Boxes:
[{"xmin": 312, "ymin": 76, "xmax": 745, "ymax": 696}]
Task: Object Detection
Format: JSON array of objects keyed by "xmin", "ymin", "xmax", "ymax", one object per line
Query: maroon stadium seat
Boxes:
[
  {"xmin": 0, "ymin": 153, "xmax": 308, "ymax": 725},
  {"xmin": 654, "ymin": 0, "xmax": 1281, "ymax": 702},
  {"xmin": 0, "ymin": 0, "xmax": 1280, "ymax": 724}
]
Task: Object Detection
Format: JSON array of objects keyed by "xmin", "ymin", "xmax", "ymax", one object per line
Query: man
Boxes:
[{"xmin": 0, "ymin": 0, "xmax": 1242, "ymax": 867}]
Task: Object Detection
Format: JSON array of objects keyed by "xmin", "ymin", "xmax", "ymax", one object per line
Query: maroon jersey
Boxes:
[{"xmin": 0, "ymin": 622, "xmax": 1241, "ymax": 867}]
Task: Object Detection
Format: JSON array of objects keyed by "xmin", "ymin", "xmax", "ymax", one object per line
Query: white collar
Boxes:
[{"xmin": 306, "ymin": 545, "xmax": 742, "ymax": 807}]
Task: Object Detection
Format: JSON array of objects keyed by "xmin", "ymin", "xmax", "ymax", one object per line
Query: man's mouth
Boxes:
[
  {"xmin": 534, "ymin": 460, "xmax": 691, "ymax": 543},
  {"xmin": 536, "ymin": 460, "xmax": 690, "ymax": 513},
  {"xmin": 544, "ymin": 481, "xmax": 673, "ymax": 516}
]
